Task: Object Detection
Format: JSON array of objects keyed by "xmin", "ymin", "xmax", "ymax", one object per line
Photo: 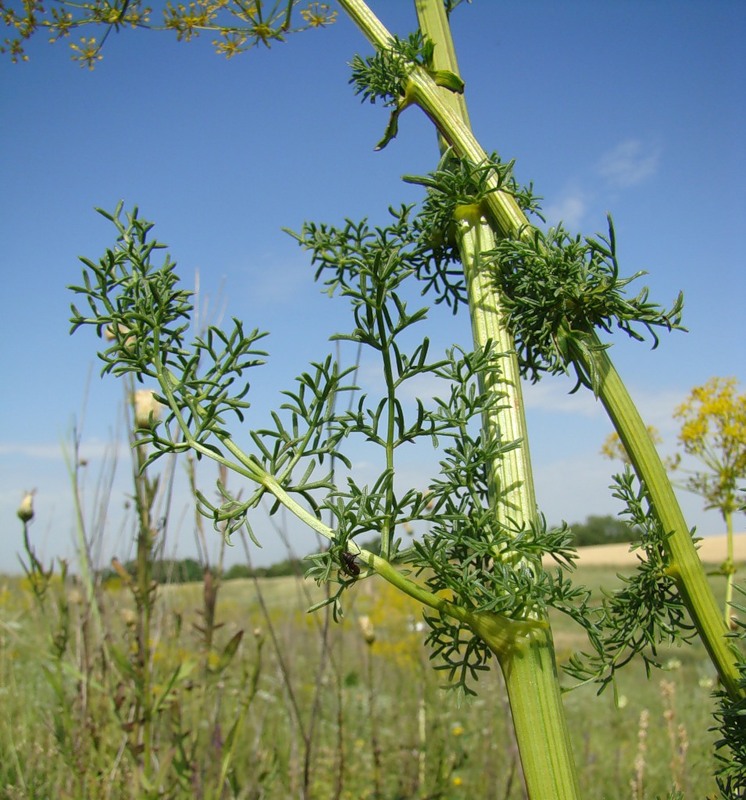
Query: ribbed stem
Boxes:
[
  {"xmin": 467, "ymin": 612, "xmax": 580, "ymax": 798},
  {"xmin": 414, "ymin": 3, "xmax": 580, "ymax": 797},
  {"xmin": 570, "ymin": 332, "xmax": 742, "ymax": 699},
  {"xmin": 457, "ymin": 218, "xmax": 537, "ymax": 525}
]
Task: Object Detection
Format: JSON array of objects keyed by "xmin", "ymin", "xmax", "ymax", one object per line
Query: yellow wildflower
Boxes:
[
  {"xmin": 69, "ymin": 37, "xmax": 103, "ymax": 69},
  {"xmin": 300, "ymin": 3, "xmax": 337, "ymax": 28}
]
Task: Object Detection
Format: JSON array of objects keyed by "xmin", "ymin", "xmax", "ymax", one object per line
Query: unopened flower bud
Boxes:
[
  {"xmin": 358, "ymin": 615, "xmax": 375, "ymax": 645},
  {"xmin": 133, "ymin": 389, "xmax": 163, "ymax": 429},
  {"xmin": 105, "ymin": 323, "xmax": 136, "ymax": 350},
  {"xmin": 17, "ymin": 490, "xmax": 35, "ymax": 523}
]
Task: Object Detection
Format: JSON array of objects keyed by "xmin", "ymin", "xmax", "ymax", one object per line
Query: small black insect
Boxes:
[{"xmin": 341, "ymin": 551, "xmax": 361, "ymax": 577}]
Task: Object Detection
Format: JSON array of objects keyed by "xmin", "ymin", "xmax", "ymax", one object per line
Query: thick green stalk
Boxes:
[
  {"xmin": 457, "ymin": 217, "xmax": 537, "ymax": 524},
  {"xmin": 415, "ymin": 3, "xmax": 580, "ymax": 797},
  {"xmin": 338, "ymin": 0, "xmax": 528, "ymax": 239},
  {"xmin": 569, "ymin": 332, "xmax": 742, "ymax": 699},
  {"xmin": 470, "ymin": 616, "xmax": 581, "ymax": 799}
]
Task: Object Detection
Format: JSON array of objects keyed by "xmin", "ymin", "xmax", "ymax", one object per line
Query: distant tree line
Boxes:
[
  {"xmin": 100, "ymin": 516, "xmax": 636, "ymax": 585},
  {"xmin": 222, "ymin": 557, "xmax": 306, "ymax": 581},
  {"xmin": 566, "ymin": 514, "xmax": 639, "ymax": 547},
  {"xmin": 100, "ymin": 556, "xmax": 307, "ymax": 585}
]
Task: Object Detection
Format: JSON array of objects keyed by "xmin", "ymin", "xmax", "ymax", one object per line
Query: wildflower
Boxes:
[
  {"xmin": 69, "ymin": 36, "xmax": 103, "ymax": 69},
  {"xmin": 17, "ymin": 490, "xmax": 34, "ymax": 523},
  {"xmin": 450, "ymin": 722, "xmax": 465, "ymax": 737},
  {"xmin": 358, "ymin": 615, "xmax": 376, "ymax": 645},
  {"xmin": 133, "ymin": 389, "xmax": 164, "ymax": 428},
  {"xmin": 452, "ymin": 775, "xmax": 463, "ymax": 787},
  {"xmin": 300, "ymin": 3, "xmax": 337, "ymax": 28}
]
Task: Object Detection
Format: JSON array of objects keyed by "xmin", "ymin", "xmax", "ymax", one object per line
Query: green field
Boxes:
[{"xmin": 0, "ymin": 564, "xmax": 728, "ymax": 799}]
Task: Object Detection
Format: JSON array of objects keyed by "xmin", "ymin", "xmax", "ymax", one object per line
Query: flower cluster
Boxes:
[{"xmin": 0, "ymin": 0, "xmax": 337, "ymax": 64}]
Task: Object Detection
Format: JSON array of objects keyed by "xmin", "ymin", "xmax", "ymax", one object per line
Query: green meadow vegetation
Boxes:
[{"xmin": 0, "ymin": 561, "xmax": 727, "ymax": 799}]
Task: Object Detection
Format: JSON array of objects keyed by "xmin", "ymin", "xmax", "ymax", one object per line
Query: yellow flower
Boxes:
[
  {"xmin": 452, "ymin": 775, "xmax": 463, "ymax": 787},
  {"xmin": 300, "ymin": 3, "xmax": 337, "ymax": 28},
  {"xmin": 69, "ymin": 37, "xmax": 103, "ymax": 69},
  {"xmin": 450, "ymin": 723, "xmax": 465, "ymax": 737},
  {"xmin": 17, "ymin": 490, "xmax": 35, "ymax": 523}
]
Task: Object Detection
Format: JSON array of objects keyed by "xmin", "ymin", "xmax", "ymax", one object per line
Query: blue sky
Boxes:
[{"xmin": 1, "ymin": 1, "xmax": 744, "ymax": 574}]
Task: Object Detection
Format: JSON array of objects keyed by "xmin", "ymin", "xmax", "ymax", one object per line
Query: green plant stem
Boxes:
[
  {"xmin": 377, "ymin": 303, "xmax": 399, "ymax": 562},
  {"xmin": 128, "ymin": 380, "xmax": 157, "ymax": 784},
  {"xmin": 568, "ymin": 331, "xmax": 742, "ymax": 699},
  {"xmin": 132, "ymin": 438, "xmax": 155, "ymax": 782},
  {"xmin": 414, "ymin": 3, "xmax": 580, "ymax": 796},
  {"xmin": 456, "ymin": 217, "xmax": 537, "ymax": 525},
  {"xmin": 338, "ymin": 0, "xmax": 526, "ymax": 239},
  {"xmin": 471, "ymin": 616, "xmax": 580, "ymax": 798},
  {"xmin": 62, "ymin": 433, "xmax": 102, "ymax": 630},
  {"xmin": 724, "ymin": 507, "xmax": 735, "ymax": 627}
]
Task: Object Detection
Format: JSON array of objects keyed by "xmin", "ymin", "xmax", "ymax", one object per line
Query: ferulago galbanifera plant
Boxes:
[{"xmin": 7, "ymin": 0, "xmax": 743, "ymax": 796}]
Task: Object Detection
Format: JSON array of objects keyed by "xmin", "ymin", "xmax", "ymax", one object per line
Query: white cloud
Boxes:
[
  {"xmin": 534, "ymin": 453, "xmax": 618, "ymax": 524},
  {"xmin": 596, "ymin": 139, "xmax": 661, "ymax": 189},
  {"xmin": 532, "ymin": 450, "xmax": 726, "ymax": 535},
  {"xmin": 522, "ymin": 377, "xmax": 602, "ymax": 418},
  {"xmin": 542, "ymin": 188, "xmax": 588, "ymax": 229},
  {"xmin": 0, "ymin": 442, "xmax": 65, "ymax": 460}
]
